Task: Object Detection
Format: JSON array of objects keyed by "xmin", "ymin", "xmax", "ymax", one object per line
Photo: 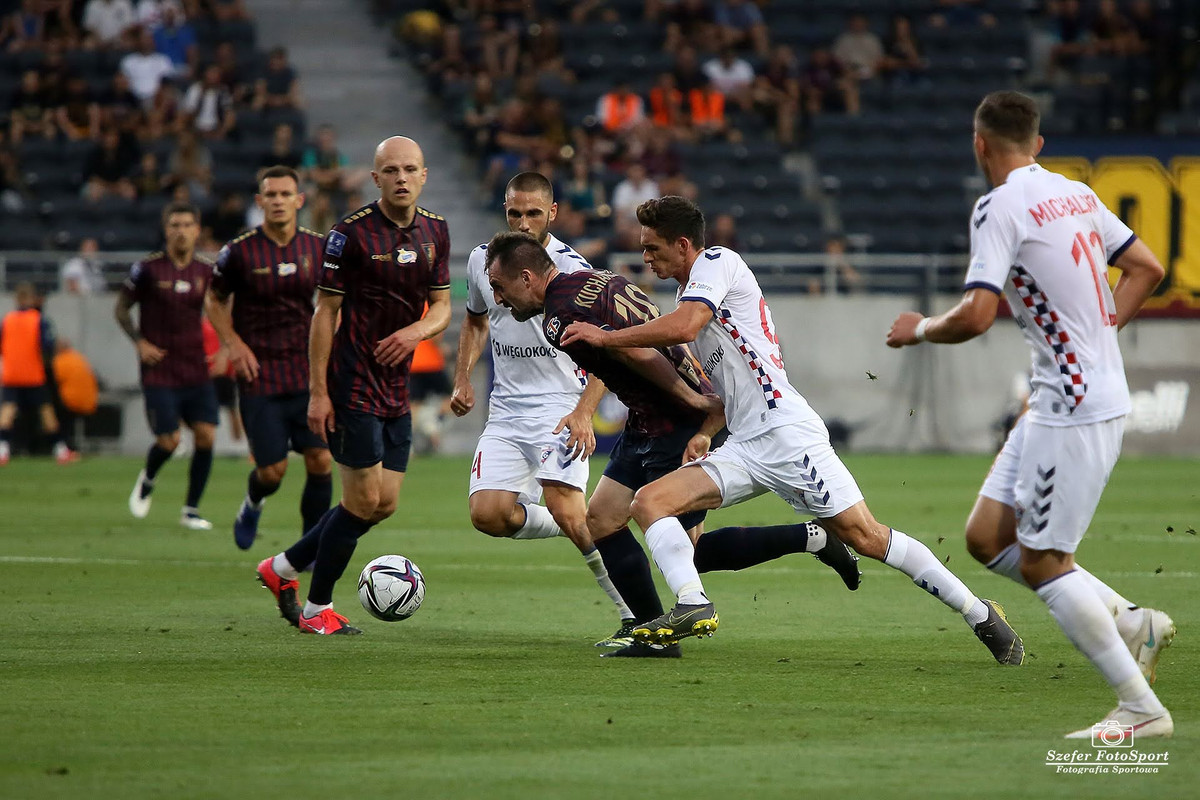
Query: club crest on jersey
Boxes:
[
  {"xmin": 540, "ymin": 446, "xmax": 553, "ymax": 465},
  {"xmin": 396, "ymin": 249, "xmax": 417, "ymax": 264},
  {"xmin": 545, "ymin": 316, "xmax": 561, "ymax": 341},
  {"xmin": 325, "ymin": 230, "xmax": 347, "ymax": 257},
  {"xmin": 277, "ymin": 262, "xmax": 297, "ymax": 277},
  {"xmin": 174, "ymin": 279, "xmax": 192, "ymax": 293},
  {"xmin": 422, "ymin": 243, "xmax": 437, "ymax": 264}
]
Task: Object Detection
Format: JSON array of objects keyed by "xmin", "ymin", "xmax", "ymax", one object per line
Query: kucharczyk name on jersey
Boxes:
[
  {"xmin": 677, "ymin": 246, "xmax": 818, "ymax": 441},
  {"xmin": 965, "ymin": 163, "xmax": 1134, "ymax": 427},
  {"xmin": 465, "ymin": 234, "xmax": 590, "ymax": 420}
]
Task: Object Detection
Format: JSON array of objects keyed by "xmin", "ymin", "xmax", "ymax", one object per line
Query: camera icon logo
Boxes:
[{"xmin": 1091, "ymin": 720, "xmax": 1136, "ymax": 748}]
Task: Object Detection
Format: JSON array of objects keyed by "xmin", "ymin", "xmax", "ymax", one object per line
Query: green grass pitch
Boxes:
[{"xmin": 1, "ymin": 452, "xmax": 1196, "ymax": 799}]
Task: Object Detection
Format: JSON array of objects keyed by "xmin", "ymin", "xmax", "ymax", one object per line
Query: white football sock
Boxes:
[
  {"xmin": 1036, "ymin": 569, "xmax": 1163, "ymax": 715},
  {"xmin": 272, "ymin": 553, "xmax": 300, "ymax": 581},
  {"xmin": 644, "ymin": 517, "xmax": 708, "ymax": 605},
  {"xmin": 985, "ymin": 543, "xmax": 1029, "ymax": 587},
  {"xmin": 302, "ymin": 601, "xmax": 331, "ymax": 618},
  {"xmin": 510, "ymin": 503, "xmax": 563, "ymax": 540},
  {"xmin": 583, "ymin": 547, "xmax": 632, "ymax": 619},
  {"xmin": 883, "ymin": 529, "xmax": 981, "ymax": 622}
]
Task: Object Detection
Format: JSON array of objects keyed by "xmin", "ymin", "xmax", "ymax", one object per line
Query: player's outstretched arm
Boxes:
[
  {"xmin": 561, "ymin": 301, "xmax": 712, "ymax": 349},
  {"xmin": 554, "ymin": 376, "xmax": 606, "ymax": 462},
  {"xmin": 374, "ymin": 288, "xmax": 452, "ymax": 367},
  {"xmin": 1110, "ymin": 239, "xmax": 1165, "ymax": 330},
  {"xmin": 450, "ymin": 311, "xmax": 489, "ymax": 417},
  {"xmin": 609, "ymin": 346, "xmax": 722, "ymax": 419},
  {"xmin": 886, "ymin": 288, "xmax": 1001, "ymax": 348},
  {"xmin": 307, "ymin": 289, "xmax": 342, "ymax": 439},
  {"xmin": 203, "ymin": 288, "xmax": 259, "ymax": 382}
]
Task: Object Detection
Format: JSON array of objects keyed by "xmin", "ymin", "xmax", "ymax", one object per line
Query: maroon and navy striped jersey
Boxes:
[
  {"xmin": 210, "ymin": 226, "xmax": 325, "ymax": 396},
  {"xmin": 318, "ymin": 202, "xmax": 451, "ymax": 418},
  {"xmin": 121, "ymin": 252, "xmax": 212, "ymax": 388},
  {"xmin": 542, "ymin": 269, "xmax": 711, "ymax": 436}
]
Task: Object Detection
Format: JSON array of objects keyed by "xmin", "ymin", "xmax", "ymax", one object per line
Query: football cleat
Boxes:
[
  {"xmin": 0, "ymin": 443, "xmax": 10, "ymax": 466},
  {"xmin": 600, "ymin": 641, "xmax": 682, "ymax": 658},
  {"xmin": 1064, "ymin": 707, "xmax": 1173, "ymax": 740},
  {"xmin": 594, "ymin": 619, "xmax": 637, "ymax": 648},
  {"xmin": 299, "ymin": 607, "xmax": 362, "ymax": 636},
  {"xmin": 632, "ymin": 601, "xmax": 718, "ymax": 645},
  {"xmin": 128, "ymin": 470, "xmax": 152, "ymax": 518},
  {"xmin": 233, "ymin": 499, "xmax": 263, "ymax": 551},
  {"xmin": 810, "ymin": 522, "xmax": 861, "ymax": 591},
  {"xmin": 973, "ymin": 599, "xmax": 1025, "ymax": 665},
  {"xmin": 256, "ymin": 557, "xmax": 300, "ymax": 627},
  {"xmin": 1118, "ymin": 608, "xmax": 1175, "ymax": 685},
  {"xmin": 180, "ymin": 508, "xmax": 213, "ymax": 530},
  {"xmin": 53, "ymin": 443, "xmax": 79, "ymax": 464}
]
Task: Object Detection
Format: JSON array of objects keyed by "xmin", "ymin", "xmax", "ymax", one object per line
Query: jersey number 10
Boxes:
[{"xmin": 1070, "ymin": 231, "xmax": 1118, "ymax": 327}]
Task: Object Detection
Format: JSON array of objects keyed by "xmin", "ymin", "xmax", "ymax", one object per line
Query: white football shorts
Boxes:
[
  {"xmin": 980, "ymin": 415, "xmax": 1124, "ymax": 553},
  {"xmin": 468, "ymin": 419, "xmax": 590, "ymax": 503},
  {"xmin": 687, "ymin": 419, "xmax": 864, "ymax": 518}
]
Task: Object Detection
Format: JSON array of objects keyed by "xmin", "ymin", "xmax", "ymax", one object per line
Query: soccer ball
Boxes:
[{"xmin": 357, "ymin": 555, "xmax": 425, "ymax": 621}]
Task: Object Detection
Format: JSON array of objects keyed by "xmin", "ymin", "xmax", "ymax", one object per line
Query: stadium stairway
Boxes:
[{"xmin": 243, "ymin": 0, "xmax": 500, "ymax": 250}]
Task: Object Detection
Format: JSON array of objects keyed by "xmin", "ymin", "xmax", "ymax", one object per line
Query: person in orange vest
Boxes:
[
  {"xmin": 688, "ymin": 79, "xmax": 728, "ymax": 139},
  {"xmin": 410, "ymin": 307, "xmax": 452, "ymax": 454},
  {"xmin": 0, "ymin": 283, "xmax": 75, "ymax": 465},
  {"xmin": 648, "ymin": 72, "xmax": 684, "ymax": 130},
  {"xmin": 51, "ymin": 337, "xmax": 99, "ymax": 454},
  {"xmin": 595, "ymin": 81, "xmax": 646, "ymax": 134}
]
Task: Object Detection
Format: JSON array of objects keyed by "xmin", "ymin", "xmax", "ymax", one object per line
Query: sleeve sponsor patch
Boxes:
[
  {"xmin": 325, "ymin": 230, "xmax": 347, "ymax": 257},
  {"xmin": 686, "ymin": 281, "xmax": 715, "ymax": 292}
]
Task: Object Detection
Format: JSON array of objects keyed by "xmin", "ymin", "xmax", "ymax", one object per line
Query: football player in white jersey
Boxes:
[
  {"xmin": 561, "ymin": 196, "xmax": 1024, "ymax": 663},
  {"xmin": 451, "ymin": 172, "xmax": 634, "ymax": 643},
  {"xmin": 887, "ymin": 91, "xmax": 1173, "ymax": 738}
]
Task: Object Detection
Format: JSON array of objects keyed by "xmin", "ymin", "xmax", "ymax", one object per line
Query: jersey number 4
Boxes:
[
  {"xmin": 759, "ymin": 298, "xmax": 785, "ymax": 369},
  {"xmin": 1070, "ymin": 231, "xmax": 1118, "ymax": 327}
]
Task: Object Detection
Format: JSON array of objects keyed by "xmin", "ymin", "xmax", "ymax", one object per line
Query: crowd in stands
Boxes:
[{"xmin": 0, "ymin": 0, "xmax": 362, "ymax": 292}]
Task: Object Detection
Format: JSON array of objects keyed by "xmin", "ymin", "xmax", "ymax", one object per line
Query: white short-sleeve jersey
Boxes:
[
  {"xmin": 677, "ymin": 246, "xmax": 820, "ymax": 441},
  {"xmin": 466, "ymin": 233, "xmax": 591, "ymax": 420},
  {"xmin": 963, "ymin": 164, "xmax": 1136, "ymax": 427}
]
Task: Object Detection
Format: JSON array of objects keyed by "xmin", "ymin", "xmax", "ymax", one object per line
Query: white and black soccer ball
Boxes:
[{"xmin": 357, "ymin": 555, "xmax": 425, "ymax": 621}]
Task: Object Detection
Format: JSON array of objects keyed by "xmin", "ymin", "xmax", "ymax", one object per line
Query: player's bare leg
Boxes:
[
  {"xmin": 1021, "ymin": 547, "xmax": 1173, "ymax": 738},
  {"xmin": 130, "ymin": 429, "xmax": 180, "ymax": 518},
  {"xmin": 821, "ymin": 500, "xmax": 1024, "ymax": 665},
  {"xmin": 38, "ymin": 402, "xmax": 73, "ymax": 463},
  {"xmin": 629, "ymin": 469, "xmax": 721, "ymax": 644},
  {"xmin": 0, "ymin": 401, "xmax": 17, "ymax": 464},
  {"xmin": 469, "ymin": 488, "xmax": 557, "ymax": 540},
  {"xmin": 180, "ymin": 421, "xmax": 216, "ymax": 530},
  {"xmin": 968, "ymin": 495, "xmax": 1175, "ymax": 683}
]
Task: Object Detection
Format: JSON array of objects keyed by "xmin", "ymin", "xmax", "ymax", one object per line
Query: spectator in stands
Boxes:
[
  {"xmin": 1090, "ymin": 0, "xmax": 1133, "ymax": 55},
  {"xmin": 208, "ymin": 0, "xmax": 252, "ymax": 23},
  {"xmin": 1048, "ymin": 0, "xmax": 1091, "ymax": 79},
  {"xmin": 131, "ymin": 150, "xmax": 168, "ymax": 197},
  {"xmin": 812, "ymin": 236, "xmax": 863, "ymax": 295},
  {"xmin": 562, "ymin": 157, "xmax": 606, "ymax": 221},
  {"xmin": 136, "ymin": 0, "xmax": 185, "ymax": 30},
  {"xmin": 121, "ymin": 27, "xmax": 177, "ymax": 104},
  {"xmin": 477, "ymin": 14, "xmax": 519, "ymax": 79},
  {"xmin": 100, "ymin": 71, "xmax": 141, "ymax": 130},
  {"xmin": 611, "ymin": 162, "xmax": 659, "ymax": 234},
  {"xmin": 213, "ymin": 41, "xmax": 252, "ymax": 104},
  {"xmin": 882, "ymin": 14, "xmax": 928, "ymax": 84},
  {"xmin": 300, "ymin": 189, "xmax": 336, "ymax": 236},
  {"xmin": 165, "ymin": 128, "xmax": 213, "ymax": 199},
  {"xmin": 713, "ymin": 0, "xmax": 769, "ymax": 57},
  {"xmin": 803, "ymin": 47, "xmax": 859, "ymax": 116},
  {"xmin": 534, "ymin": 97, "xmax": 571, "ymax": 156},
  {"xmin": 40, "ymin": 43, "xmax": 71, "ymax": 108},
  {"xmin": 1, "ymin": 0, "xmax": 45, "ymax": 53},
  {"xmin": 462, "ymin": 71, "xmax": 500, "ymax": 149},
  {"xmin": 710, "ymin": 212, "xmax": 739, "ymax": 249},
  {"xmin": 56, "ymin": 75, "xmax": 103, "ymax": 141},
  {"xmin": 703, "ymin": 48, "xmax": 755, "ymax": 110},
  {"xmin": 143, "ymin": 80, "xmax": 184, "ymax": 139},
  {"xmin": 210, "ymin": 190, "xmax": 248, "ymax": 241},
  {"xmin": 673, "ymin": 45, "xmax": 706, "ymax": 93},
  {"xmin": 596, "ymin": 81, "xmax": 646, "ymax": 135},
  {"xmin": 254, "ymin": 46, "xmax": 301, "ymax": 110},
  {"xmin": 300, "ymin": 123, "xmax": 358, "ymax": 195},
  {"xmin": 556, "ymin": 206, "xmax": 610, "ymax": 264},
  {"xmin": 648, "ymin": 71, "xmax": 686, "ymax": 132},
  {"xmin": 687, "ymin": 78, "xmax": 730, "ymax": 140},
  {"xmin": 754, "ymin": 44, "xmax": 801, "ymax": 147},
  {"xmin": 641, "ymin": 127, "xmax": 681, "ymax": 181},
  {"xmin": 834, "ymin": 13, "xmax": 885, "ymax": 82},
  {"xmin": 183, "ymin": 64, "xmax": 236, "ymax": 139},
  {"xmin": 658, "ymin": 0, "xmax": 716, "ymax": 55},
  {"xmin": 52, "ymin": 338, "xmax": 100, "ymax": 454},
  {"xmin": 60, "ymin": 239, "xmax": 107, "ymax": 295},
  {"xmin": 152, "ymin": 4, "xmax": 197, "ymax": 78},
  {"xmin": 0, "ymin": 143, "xmax": 29, "ymax": 213},
  {"xmin": 83, "ymin": 0, "xmax": 137, "ymax": 48},
  {"xmin": 84, "ymin": 128, "xmax": 138, "ymax": 202},
  {"xmin": 259, "ymin": 122, "xmax": 301, "ymax": 170},
  {"xmin": 9, "ymin": 70, "xmax": 55, "ymax": 143},
  {"xmin": 523, "ymin": 18, "xmax": 568, "ymax": 80}
]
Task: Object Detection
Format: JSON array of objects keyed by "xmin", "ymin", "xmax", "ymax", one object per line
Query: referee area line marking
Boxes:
[{"xmin": 1, "ymin": 555, "xmax": 1195, "ymax": 580}]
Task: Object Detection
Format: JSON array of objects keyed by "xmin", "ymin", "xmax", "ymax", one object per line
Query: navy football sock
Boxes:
[
  {"xmin": 693, "ymin": 524, "xmax": 814, "ymax": 573},
  {"xmin": 300, "ymin": 472, "xmax": 333, "ymax": 535},
  {"xmin": 307, "ymin": 505, "xmax": 375, "ymax": 606},
  {"xmin": 185, "ymin": 448, "xmax": 213, "ymax": 509},
  {"xmin": 595, "ymin": 527, "xmax": 663, "ymax": 623},
  {"xmin": 284, "ymin": 506, "xmax": 336, "ymax": 571},
  {"xmin": 247, "ymin": 470, "xmax": 281, "ymax": 505},
  {"xmin": 144, "ymin": 444, "xmax": 172, "ymax": 483}
]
